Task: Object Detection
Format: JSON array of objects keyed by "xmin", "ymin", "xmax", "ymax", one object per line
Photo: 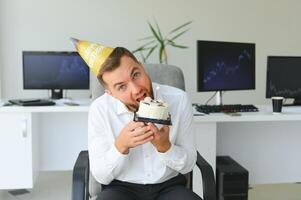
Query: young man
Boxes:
[{"xmin": 72, "ymin": 39, "xmax": 200, "ymax": 200}]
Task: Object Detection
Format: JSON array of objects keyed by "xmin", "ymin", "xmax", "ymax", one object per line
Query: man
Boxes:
[{"xmin": 72, "ymin": 38, "xmax": 200, "ymax": 200}]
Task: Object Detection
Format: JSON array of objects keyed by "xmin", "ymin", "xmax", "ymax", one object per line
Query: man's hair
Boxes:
[{"xmin": 97, "ymin": 47, "xmax": 139, "ymax": 87}]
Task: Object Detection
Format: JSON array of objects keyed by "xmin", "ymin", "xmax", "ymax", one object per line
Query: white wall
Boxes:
[{"xmin": 1, "ymin": 0, "xmax": 301, "ymax": 103}]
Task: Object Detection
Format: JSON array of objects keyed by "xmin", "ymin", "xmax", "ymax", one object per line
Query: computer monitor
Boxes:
[
  {"xmin": 23, "ymin": 51, "xmax": 90, "ymax": 99},
  {"xmin": 197, "ymin": 40, "xmax": 256, "ymax": 104},
  {"xmin": 266, "ymin": 56, "xmax": 301, "ymax": 105}
]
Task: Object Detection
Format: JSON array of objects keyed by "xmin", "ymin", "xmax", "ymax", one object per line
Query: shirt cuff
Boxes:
[
  {"xmin": 157, "ymin": 143, "xmax": 175, "ymax": 157},
  {"xmin": 109, "ymin": 144, "xmax": 128, "ymax": 165},
  {"xmin": 157, "ymin": 144, "xmax": 178, "ymax": 163},
  {"xmin": 157, "ymin": 144, "xmax": 187, "ymax": 171}
]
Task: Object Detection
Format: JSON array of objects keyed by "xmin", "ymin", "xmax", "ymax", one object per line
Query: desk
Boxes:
[
  {"xmin": 194, "ymin": 105, "xmax": 301, "ymax": 185},
  {"xmin": 0, "ymin": 100, "xmax": 90, "ymax": 189},
  {"xmin": 1, "ymin": 103, "xmax": 301, "ymax": 190}
]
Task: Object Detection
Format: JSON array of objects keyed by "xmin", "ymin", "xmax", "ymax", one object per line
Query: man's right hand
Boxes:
[{"xmin": 115, "ymin": 121, "xmax": 154, "ymax": 154}]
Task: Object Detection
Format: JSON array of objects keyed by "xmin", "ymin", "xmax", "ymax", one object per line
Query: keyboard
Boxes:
[
  {"xmin": 9, "ymin": 98, "xmax": 55, "ymax": 106},
  {"xmin": 195, "ymin": 104, "xmax": 259, "ymax": 114}
]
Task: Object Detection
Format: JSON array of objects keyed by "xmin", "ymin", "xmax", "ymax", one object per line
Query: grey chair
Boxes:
[{"xmin": 72, "ymin": 64, "xmax": 216, "ymax": 200}]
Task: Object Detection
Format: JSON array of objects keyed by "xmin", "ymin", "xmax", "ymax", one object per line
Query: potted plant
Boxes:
[{"xmin": 133, "ymin": 20, "xmax": 192, "ymax": 64}]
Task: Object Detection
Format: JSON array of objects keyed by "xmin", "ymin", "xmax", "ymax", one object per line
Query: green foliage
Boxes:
[{"xmin": 132, "ymin": 20, "xmax": 192, "ymax": 64}]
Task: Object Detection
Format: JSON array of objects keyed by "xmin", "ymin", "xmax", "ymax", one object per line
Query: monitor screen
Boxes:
[
  {"xmin": 197, "ymin": 40, "xmax": 255, "ymax": 92},
  {"xmin": 266, "ymin": 56, "xmax": 301, "ymax": 100},
  {"xmin": 23, "ymin": 51, "xmax": 89, "ymax": 90}
]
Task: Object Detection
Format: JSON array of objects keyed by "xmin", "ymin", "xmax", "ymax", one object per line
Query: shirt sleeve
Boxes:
[
  {"xmin": 158, "ymin": 92, "xmax": 197, "ymax": 174},
  {"xmin": 88, "ymin": 102, "xmax": 128, "ymax": 185}
]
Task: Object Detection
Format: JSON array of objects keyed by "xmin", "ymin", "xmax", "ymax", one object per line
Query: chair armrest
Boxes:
[
  {"xmin": 196, "ymin": 151, "xmax": 216, "ymax": 200},
  {"xmin": 72, "ymin": 151, "xmax": 90, "ymax": 200}
]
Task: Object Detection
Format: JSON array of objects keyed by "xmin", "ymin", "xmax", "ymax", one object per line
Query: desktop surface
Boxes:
[
  {"xmin": 193, "ymin": 104, "xmax": 301, "ymax": 123},
  {"xmin": 2, "ymin": 100, "xmax": 301, "ymax": 121},
  {"xmin": 0, "ymin": 98, "xmax": 91, "ymax": 113}
]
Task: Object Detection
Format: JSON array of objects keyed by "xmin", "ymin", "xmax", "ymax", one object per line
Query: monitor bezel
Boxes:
[
  {"xmin": 266, "ymin": 55, "xmax": 301, "ymax": 99},
  {"xmin": 196, "ymin": 40, "xmax": 256, "ymax": 92},
  {"xmin": 22, "ymin": 51, "xmax": 90, "ymax": 90}
]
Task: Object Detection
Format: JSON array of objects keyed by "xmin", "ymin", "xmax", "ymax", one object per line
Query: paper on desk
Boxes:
[
  {"xmin": 54, "ymin": 99, "xmax": 78, "ymax": 106},
  {"xmin": 282, "ymin": 106, "xmax": 301, "ymax": 113}
]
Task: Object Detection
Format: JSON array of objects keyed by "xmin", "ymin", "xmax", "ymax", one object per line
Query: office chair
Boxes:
[{"xmin": 72, "ymin": 64, "xmax": 216, "ymax": 200}]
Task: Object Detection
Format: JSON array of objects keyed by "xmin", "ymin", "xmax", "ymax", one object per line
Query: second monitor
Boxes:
[
  {"xmin": 197, "ymin": 40, "xmax": 256, "ymax": 104},
  {"xmin": 266, "ymin": 56, "xmax": 301, "ymax": 105}
]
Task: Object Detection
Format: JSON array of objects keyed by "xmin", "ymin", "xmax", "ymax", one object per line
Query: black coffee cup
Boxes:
[{"xmin": 272, "ymin": 97, "xmax": 284, "ymax": 113}]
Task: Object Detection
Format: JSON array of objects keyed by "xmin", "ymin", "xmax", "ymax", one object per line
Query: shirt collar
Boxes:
[{"xmin": 116, "ymin": 98, "xmax": 130, "ymax": 115}]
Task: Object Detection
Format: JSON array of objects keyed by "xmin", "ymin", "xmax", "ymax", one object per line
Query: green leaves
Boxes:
[
  {"xmin": 169, "ymin": 21, "xmax": 192, "ymax": 35},
  {"xmin": 133, "ymin": 20, "xmax": 192, "ymax": 64}
]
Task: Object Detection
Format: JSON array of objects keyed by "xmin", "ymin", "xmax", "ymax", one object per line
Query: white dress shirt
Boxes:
[{"xmin": 88, "ymin": 83, "xmax": 197, "ymax": 185}]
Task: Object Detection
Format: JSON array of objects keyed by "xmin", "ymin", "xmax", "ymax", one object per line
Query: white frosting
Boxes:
[{"xmin": 137, "ymin": 97, "xmax": 169, "ymax": 120}]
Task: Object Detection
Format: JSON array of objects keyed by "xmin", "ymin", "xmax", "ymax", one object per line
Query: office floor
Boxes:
[{"xmin": 1, "ymin": 171, "xmax": 301, "ymax": 200}]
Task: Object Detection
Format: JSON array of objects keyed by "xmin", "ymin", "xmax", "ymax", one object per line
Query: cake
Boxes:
[{"xmin": 135, "ymin": 97, "xmax": 171, "ymax": 124}]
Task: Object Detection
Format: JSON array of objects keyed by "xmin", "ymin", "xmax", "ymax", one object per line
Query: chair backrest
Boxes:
[{"xmin": 89, "ymin": 63, "xmax": 191, "ymax": 198}]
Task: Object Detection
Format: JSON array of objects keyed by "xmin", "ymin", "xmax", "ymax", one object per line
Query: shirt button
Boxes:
[
  {"xmin": 145, "ymin": 155, "xmax": 149, "ymax": 158},
  {"xmin": 147, "ymin": 173, "xmax": 151, "ymax": 177}
]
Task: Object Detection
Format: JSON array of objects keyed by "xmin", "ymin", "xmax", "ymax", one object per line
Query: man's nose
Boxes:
[{"xmin": 131, "ymin": 82, "xmax": 142, "ymax": 94}]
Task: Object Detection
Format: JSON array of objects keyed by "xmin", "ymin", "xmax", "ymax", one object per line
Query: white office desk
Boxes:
[
  {"xmin": 1, "ymin": 103, "xmax": 301, "ymax": 190},
  {"xmin": 195, "ymin": 107, "xmax": 301, "ymax": 122},
  {"xmin": 194, "ymin": 105, "xmax": 301, "ymax": 184},
  {"xmin": 0, "ymin": 99, "xmax": 91, "ymax": 113},
  {"xmin": 192, "ymin": 105, "xmax": 301, "ymax": 196},
  {"xmin": 0, "ymin": 100, "xmax": 90, "ymax": 189},
  {"xmin": 0, "ymin": 105, "xmax": 89, "ymax": 112}
]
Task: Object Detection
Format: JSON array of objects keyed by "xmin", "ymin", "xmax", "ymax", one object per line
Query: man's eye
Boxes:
[
  {"xmin": 133, "ymin": 72, "xmax": 141, "ymax": 79},
  {"xmin": 118, "ymin": 85, "xmax": 127, "ymax": 91}
]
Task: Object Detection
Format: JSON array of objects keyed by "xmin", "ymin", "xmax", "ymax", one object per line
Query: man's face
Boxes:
[{"xmin": 102, "ymin": 55, "xmax": 153, "ymax": 111}]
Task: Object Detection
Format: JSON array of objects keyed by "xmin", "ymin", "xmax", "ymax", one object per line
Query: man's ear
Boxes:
[
  {"xmin": 139, "ymin": 62, "xmax": 144, "ymax": 68},
  {"xmin": 105, "ymin": 89, "xmax": 112, "ymax": 95}
]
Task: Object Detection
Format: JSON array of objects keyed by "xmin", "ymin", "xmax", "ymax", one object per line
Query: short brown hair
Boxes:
[{"xmin": 97, "ymin": 47, "xmax": 139, "ymax": 87}]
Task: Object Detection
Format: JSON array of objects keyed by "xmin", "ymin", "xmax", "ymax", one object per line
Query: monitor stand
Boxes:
[
  {"xmin": 216, "ymin": 91, "xmax": 223, "ymax": 105},
  {"xmin": 51, "ymin": 89, "xmax": 63, "ymax": 99}
]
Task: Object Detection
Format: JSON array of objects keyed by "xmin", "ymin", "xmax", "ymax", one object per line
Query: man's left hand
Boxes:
[{"xmin": 147, "ymin": 123, "xmax": 171, "ymax": 153}]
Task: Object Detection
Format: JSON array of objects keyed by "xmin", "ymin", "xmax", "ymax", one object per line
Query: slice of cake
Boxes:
[{"xmin": 134, "ymin": 97, "xmax": 171, "ymax": 125}]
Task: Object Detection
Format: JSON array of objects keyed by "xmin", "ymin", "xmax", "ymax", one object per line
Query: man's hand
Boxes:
[
  {"xmin": 147, "ymin": 123, "xmax": 171, "ymax": 153},
  {"xmin": 115, "ymin": 121, "xmax": 153, "ymax": 154}
]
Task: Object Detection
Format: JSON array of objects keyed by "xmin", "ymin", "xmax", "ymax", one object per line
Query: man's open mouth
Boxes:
[{"xmin": 136, "ymin": 94, "xmax": 146, "ymax": 102}]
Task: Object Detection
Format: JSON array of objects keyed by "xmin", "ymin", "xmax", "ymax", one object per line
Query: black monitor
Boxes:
[
  {"xmin": 23, "ymin": 51, "xmax": 90, "ymax": 99},
  {"xmin": 197, "ymin": 40, "xmax": 256, "ymax": 104},
  {"xmin": 266, "ymin": 56, "xmax": 301, "ymax": 105}
]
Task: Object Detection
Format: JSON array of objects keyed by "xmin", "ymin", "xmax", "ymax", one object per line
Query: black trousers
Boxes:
[{"xmin": 97, "ymin": 174, "xmax": 202, "ymax": 200}]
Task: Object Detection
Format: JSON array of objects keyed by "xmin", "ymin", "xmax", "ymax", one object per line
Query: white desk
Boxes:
[
  {"xmin": 0, "ymin": 100, "xmax": 90, "ymax": 189},
  {"xmin": 192, "ymin": 105, "xmax": 301, "ymax": 196},
  {"xmin": 195, "ymin": 105, "xmax": 301, "ymax": 184},
  {"xmin": 1, "ymin": 103, "xmax": 301, "ymax": 190}
]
